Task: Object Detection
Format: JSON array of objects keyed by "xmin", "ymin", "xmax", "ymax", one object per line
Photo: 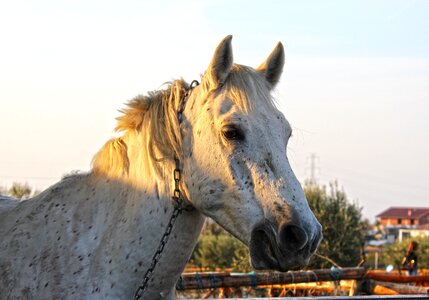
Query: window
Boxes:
[
  {"xmin": 402, "ymin": 232, "xmax": 411, "ymax": 239},
  {"xmin": 398, "ymin": 218, "xmax": 402, "ymax": 224}
]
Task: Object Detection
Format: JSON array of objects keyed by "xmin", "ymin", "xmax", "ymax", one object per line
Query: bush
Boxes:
[
  {"xmin": 305, "ymin": 181, "xmax": 366, "ymax": 268},
  {"xmin": 379, "ymin": 237, "xmax": 429, "ymax": 271},
  {"xmin": 188, "ymin": 220, "xmax": 252, "ymax": 272},
  {"xmin": 0, "ymin": 182, "xmax": 40, "ymax": 200}
]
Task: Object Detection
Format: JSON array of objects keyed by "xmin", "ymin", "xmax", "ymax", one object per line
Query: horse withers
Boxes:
[{"xmin": 0, "ymin": 36, "xmax": 322, "ymax": 299}]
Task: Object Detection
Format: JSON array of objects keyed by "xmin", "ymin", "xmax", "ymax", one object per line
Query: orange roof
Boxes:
[{"xmin": 376, "ymin": 207, "xmax": 429, "ymax": 219}]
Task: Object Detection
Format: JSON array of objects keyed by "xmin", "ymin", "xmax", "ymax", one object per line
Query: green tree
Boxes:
[
  {"xmin": 305, "ymin": 181, "xmax": 366, "ymax": 269},
  {"xmin": 189, "ymin": 220, "xmax": 252, "ymax": 272},
  {"xmin": 9, "ymin": 182, "xmax": 32, "ymax": 199},
  {"xmin": 4, "ymin": 182, "xmax": 40, "ymax": 200},
  {"xmin": 380, "ymin": 237, "xmax": 429, "ymax": 271}
]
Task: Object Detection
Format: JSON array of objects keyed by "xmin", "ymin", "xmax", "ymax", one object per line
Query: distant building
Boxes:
[
  {"xmin": 376, "ymin": 207, "xmax": 429, "ymax": 227},
  {"xmin": 398, "ymin": 224, "xmax": 429, "ymax": 241}
]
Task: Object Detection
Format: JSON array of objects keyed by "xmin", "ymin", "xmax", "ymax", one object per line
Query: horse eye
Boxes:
[{"xmin": 222, "ymin": 125, "xmax": 244, "ymax": 141}]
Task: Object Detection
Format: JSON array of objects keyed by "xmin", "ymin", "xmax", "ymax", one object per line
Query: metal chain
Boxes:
[
  {"xmin": 134, "ymin": 80, "xmax": 199, "ymax": 299},
  {"xmin": 134, "ymin": 159, "xmax": 187, "ymax": 299}
]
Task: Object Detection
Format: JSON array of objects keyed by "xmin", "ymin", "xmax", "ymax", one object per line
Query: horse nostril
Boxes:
[{"xmin": 279, "ymin": 223, "xmax": 308, "ymax": 251}]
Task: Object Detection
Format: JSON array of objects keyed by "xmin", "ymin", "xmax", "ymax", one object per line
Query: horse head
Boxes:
[{"xmin": 181, "ymin": 36, "xmax": 322, "ymax": 272}]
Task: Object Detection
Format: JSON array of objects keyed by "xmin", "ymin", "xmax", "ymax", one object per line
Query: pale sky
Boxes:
[{"xmin": 1, "ymin": 0, "xmax": 428, "ymax": 221}]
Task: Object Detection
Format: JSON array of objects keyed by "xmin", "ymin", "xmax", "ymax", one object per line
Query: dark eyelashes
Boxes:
[{"xmin": 222, "ymin": 125, "xmax": 245, "ymax": 141}]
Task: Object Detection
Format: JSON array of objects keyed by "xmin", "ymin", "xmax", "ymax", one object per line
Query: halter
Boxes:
[{"xmin": 134, "ymin": 79, "xmax": 199, "ymax": 299}]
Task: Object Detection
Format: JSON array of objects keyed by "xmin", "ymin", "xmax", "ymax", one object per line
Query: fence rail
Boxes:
[
  {"xmin": 177, "ymin": 267, "xmax": 429, "ymax": 297},
  {"xmin": 366, "ymin": 271, "xmax": 429, "ymax": 284},
  {"xmin": 182, "ymin": 296, "xmax": 429, "ymax": 300},
  {"xmin": 176, "ymin": 267, "xmax": 365, "ymax": 290}
]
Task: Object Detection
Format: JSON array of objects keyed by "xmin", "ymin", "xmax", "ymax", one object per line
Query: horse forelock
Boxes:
[
  {"xmin": 202, "ymin": 64, "xmax": 276, "ymax": 113},
  {"xmin": 91, "ymin": 80, "xmax": 188, "ymax": 178}
]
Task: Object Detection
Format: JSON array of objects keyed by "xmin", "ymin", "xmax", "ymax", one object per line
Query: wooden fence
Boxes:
[
  {"xmin": 193, "ymin": 297, "xmax": 429, "ymax": 300},
  {"xmin": 176, "ymin": 267, "xmax": 429, "ymax": 297},
  {"xmin": 177, "ymin": 267, "xmax": 364, "ymax": 290}
]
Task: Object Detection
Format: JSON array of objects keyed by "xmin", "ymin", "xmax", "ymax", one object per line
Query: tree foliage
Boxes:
[
  {"xmin": 379, "ymin": 237, "xmax": 429, "ymax": 271},
  {"xmin": 0, "ymin": 182, "xmax": 40, "ymax": 200},
  {"xmin": 305, "ymin": 181, "xmax": 366, "ymax": 269},
  {"xmin": 188, "ymin": 220, "xmax": 252, "ymax": 272}
]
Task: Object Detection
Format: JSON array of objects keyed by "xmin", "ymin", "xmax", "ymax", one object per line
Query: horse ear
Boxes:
[
  {"xmin": 206, "ymin": 35, "xmax": 233, "ymax": 89},
  {"xmin": 257, "ymin": 42, "xmax": 285, "ymax": 88}
]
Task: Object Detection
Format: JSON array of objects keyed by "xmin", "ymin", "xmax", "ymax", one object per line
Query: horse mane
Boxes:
[
  {"xmin": 91, "ymin": 65, "xmax": 275, "ymax": 179},
  {"xmin": 91, "ymin": 80, "xmax": 188, "ymax": 178}
]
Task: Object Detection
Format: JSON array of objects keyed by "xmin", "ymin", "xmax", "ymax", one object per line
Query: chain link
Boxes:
[
  {"xmin": 134, "ymin": 161, "xmax": 186, "ymax": 299},
  {"xmin": 134, "ymin": 80, "xmax": 199, "ymax": 299}
]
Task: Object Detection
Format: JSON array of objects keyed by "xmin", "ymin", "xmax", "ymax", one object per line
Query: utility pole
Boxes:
[{"xmin": 307, "ymin": 153, "xmax": 320, "ymax": 184}]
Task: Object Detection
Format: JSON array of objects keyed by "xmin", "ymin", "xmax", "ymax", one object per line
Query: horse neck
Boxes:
[{"xmin": 89, "ymin": 131, "xmax": 205, "ymax": 298}]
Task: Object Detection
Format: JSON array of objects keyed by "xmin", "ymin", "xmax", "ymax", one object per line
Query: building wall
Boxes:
[
  {"xmin": 398, "ymin": 228, "xmax": 429, "ymax": 241},
  {"xmin": 420, "ymin": 215, "xmax": 429, "ymax": 225},
  {"xmin": 380, "ymin": 218, "xmax": 419, "ymax": 226}
]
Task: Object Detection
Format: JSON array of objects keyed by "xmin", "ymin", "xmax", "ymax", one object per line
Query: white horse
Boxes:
[{"xmin": 0, "ymin": 36, "xmax": 322, "ymax": 299}]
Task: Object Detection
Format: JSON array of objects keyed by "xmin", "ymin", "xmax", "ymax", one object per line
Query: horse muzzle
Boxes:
[{"xmin": 249, "ymin": 221, "xmax": 322, "ymax": 272}]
